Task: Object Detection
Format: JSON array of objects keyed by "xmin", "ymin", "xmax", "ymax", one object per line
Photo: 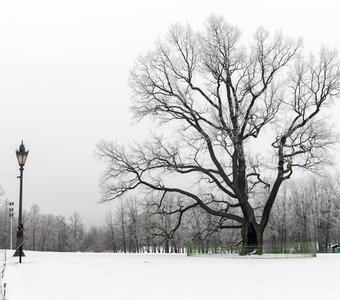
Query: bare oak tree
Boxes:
[{"xmin": 97, "ymin": 15, "xmax": 340, "ymax": 253}]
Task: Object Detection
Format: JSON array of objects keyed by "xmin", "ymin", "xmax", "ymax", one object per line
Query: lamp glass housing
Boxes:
[{"xmin": 16, "ymin": 142, "xmax": 29, "ymax": 167}]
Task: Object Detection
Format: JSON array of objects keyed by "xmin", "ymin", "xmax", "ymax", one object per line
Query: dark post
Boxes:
[
  {"xmin": 18, "ymin": 165, "xmax": 23, "ymax": 226},
  {"xmin": 13, "ymin": 141, "xmax": 29, "ymax": 262}
]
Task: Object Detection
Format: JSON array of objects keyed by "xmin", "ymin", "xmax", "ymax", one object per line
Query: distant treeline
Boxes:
[{"xmin": 0, "ymin": 175, "xmax": 339, "ymax": 253}]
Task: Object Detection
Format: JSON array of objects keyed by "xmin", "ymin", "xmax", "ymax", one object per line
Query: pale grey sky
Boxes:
[{"xmin": 1, "ymin": 0, "xmax": 340, "ymax": 226}]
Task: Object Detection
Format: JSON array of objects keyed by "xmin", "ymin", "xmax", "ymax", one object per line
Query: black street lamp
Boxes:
[{"xmin": 13, "ymin": 140, "xmax": 29, "ymax": 263}]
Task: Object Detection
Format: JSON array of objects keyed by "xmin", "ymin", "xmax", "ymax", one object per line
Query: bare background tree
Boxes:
[
  {"xmin": 103, "ymin": 209, "xmax": 117, "ymax": 252},
  {"xmin": 97, "ymin": 15, "xmax": 340, "ymax": 253},
  {"xmin": 69, "ymin": 211, "xmax": 85, "ymax": 252}
]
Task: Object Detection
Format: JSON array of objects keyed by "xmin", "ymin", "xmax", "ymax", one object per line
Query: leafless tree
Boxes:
[
  {"xmin": 26, "ymin": 204, "xmax": 41, "ymax": 251},
  {"xmin": 126, "ymin": 198, "xmax": 141, "ymax": 252},
  {"xmin": 97, "ymin": 15, "xmax": 340, "ymax": 253},
  {"xmin": 306, "ymin": 177, "xmax": 339, "ymax": 252},
  {"xmin": 68, "ymin": 211, "xmax": 84, "ymax": 252},
  {"xmin": 39, "ymin": 214, "xmax": 56, "ymax": 251},
  {"xmin": 115, "ymin": 199, "xmax": 128, "ymax": 253},
  {"xmin": 55, "ymin": 215, "xmax": 68, "ymax": 252},
  {"xmin": 104, "ymin": 209, "xmax": 117, "ymax": 252},
  {"xmin": 0, "ymin": 187, "xmax": 10, "ymax": 249}
]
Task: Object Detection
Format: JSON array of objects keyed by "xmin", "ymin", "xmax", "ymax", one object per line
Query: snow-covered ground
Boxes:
[{"xmin": 1, "ymin": 250, "xmax": 339, "ymax": 300}]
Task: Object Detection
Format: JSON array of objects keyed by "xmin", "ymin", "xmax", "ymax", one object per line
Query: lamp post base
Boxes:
[
  {"xmin": 13, "ymin": 248, "xmax": 25, "ymax": 257},
  {"xmin": 13, "ymin": 236, "xmax": 26, "ymax": 263}
]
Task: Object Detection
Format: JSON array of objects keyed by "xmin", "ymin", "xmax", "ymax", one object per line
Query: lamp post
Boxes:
[{"xmin": 14, "ymin": 140, "xmax": 29, "ymax": 263}]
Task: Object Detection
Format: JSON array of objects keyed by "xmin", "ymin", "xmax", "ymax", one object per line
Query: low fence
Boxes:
[
  {"xmin": 187, "ymin": 243, "xmax": 316, "ymax": 259},
  {"xmin": 0, "ymin": 250, "xmax": 7, "ymax": 300}
]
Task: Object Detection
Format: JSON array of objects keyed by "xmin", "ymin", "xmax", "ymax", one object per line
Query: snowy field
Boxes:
[{"xmin": 1, "ymin": 250, "xmax": 340, "ymax": 300}]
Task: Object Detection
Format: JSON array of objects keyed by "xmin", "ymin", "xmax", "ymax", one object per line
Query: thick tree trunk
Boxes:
[
  {"xmin": 164, "ymin": 239, "xmax": 170, "ymax": 253},
  {"xmin": 241, "ymin": 222, "xmax": 264, "ymax": 255}
]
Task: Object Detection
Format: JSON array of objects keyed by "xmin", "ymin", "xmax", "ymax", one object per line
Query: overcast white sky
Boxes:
[{"xmin": 1, "ymin": 0, "xmax": 340, "ymax": 226}]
